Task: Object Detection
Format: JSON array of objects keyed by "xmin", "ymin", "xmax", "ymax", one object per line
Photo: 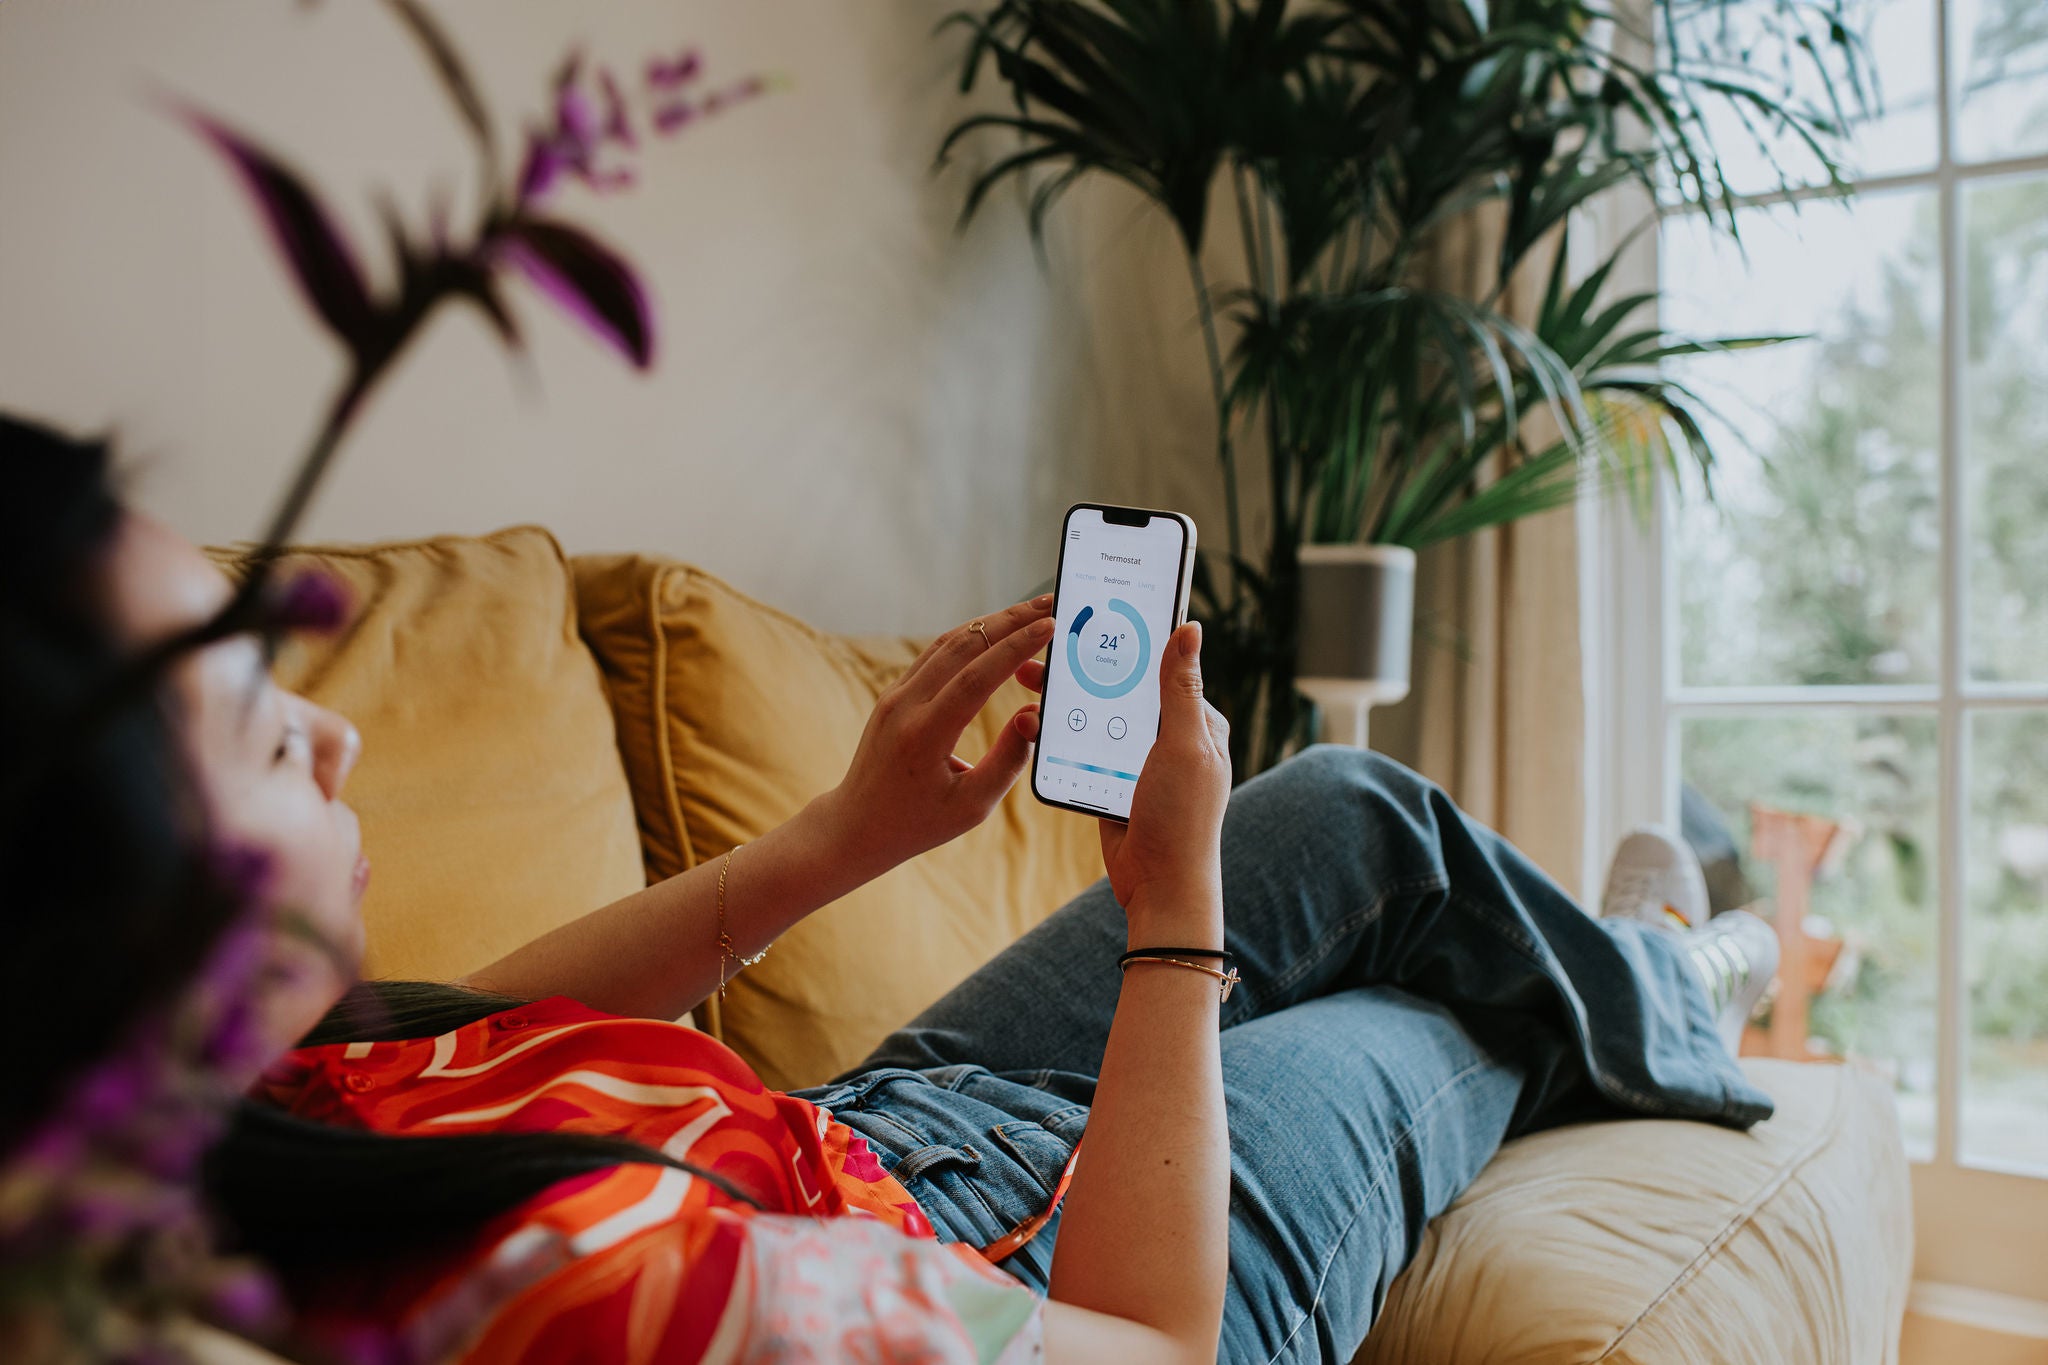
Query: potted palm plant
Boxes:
[{"xmin": 940, "ymin": 0, "xmax": 1868, "ymax": 775}]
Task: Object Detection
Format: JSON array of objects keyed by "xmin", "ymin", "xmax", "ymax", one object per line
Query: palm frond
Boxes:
[{"xmin": 939, "ymin": 0, "xmax": 1876, "ymax": 774}]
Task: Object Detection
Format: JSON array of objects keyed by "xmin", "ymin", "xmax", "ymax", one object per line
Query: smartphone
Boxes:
[{"xmin": 1030, "ymin": 503, "xmax": 1197, "ymax": 823}]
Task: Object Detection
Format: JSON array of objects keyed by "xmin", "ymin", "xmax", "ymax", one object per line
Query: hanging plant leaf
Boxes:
[
  {"xmin": 180, "ymin": 109, "xmax": 377, "ymax": 358},
  {"xmin": 494, "ymin": 217, "xmax": 654, "ymax": 368}
]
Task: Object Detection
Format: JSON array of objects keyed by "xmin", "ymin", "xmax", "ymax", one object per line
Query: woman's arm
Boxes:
[
  {"xmin": 1038, "ymin": 914, "xmax": 1226, "ymax": 1364},
  {"xmin": 465, "ymin": 595, "xmax": 1056, "ymax": 1019},
  {"xmin": 1041, "ymin": 621, "xmax": 1235, "ymax": 1363}
]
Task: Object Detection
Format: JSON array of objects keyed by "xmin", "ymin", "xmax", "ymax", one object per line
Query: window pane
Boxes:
[
  {"xmin": 1664, "ymin": 195, "xmax": 1940, "ymax": 688},
  {"xmin": 1680, "ymin": 713, "xmax": 1938, "ymax": 1157},
  {"xmin": 1966, "ymin": 711, "xmax": 2048, "ymax": 1173},
  {"xmin": 1953, "ymin": 0, "xmax": 2048, "ymax": 163},
  {"xmin": 1667, "ymin": 0, "xmax": 1935, "ymax": 198},
  {"xmin": 1965, "ymin": 173, "xmax": 2048, "ymax": 684}
]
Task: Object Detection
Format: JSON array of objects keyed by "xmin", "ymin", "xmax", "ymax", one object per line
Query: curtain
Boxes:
[{"xmin": 1366, "ymin": 211, "xmax": 1587, "ymax": 899}]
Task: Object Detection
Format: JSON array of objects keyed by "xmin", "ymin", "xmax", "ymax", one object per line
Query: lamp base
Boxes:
[{"xmin": 1296, "ymin": 676, "xmax": 1411, "ymax": 749}]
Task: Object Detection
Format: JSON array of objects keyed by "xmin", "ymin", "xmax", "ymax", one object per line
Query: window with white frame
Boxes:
[{"xmin": 1601, "ymin": 0, "xmax": 2048, "ymax": 1297}]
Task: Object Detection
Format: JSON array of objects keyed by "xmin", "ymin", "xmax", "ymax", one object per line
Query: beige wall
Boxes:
[{"xmin": 0, "ymin": 0, "xmax": 1235, "ymax": 635}]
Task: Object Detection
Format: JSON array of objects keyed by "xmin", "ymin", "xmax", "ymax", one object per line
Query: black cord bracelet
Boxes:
[{"xmin": 1118, "ymin": 946, "xmax": 1236, "ymax": 971}]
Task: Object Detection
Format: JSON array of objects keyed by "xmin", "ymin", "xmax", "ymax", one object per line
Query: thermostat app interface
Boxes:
[{"xmin": 1033, "ymin": 506, "xmax": 1192, "ymax": 821}]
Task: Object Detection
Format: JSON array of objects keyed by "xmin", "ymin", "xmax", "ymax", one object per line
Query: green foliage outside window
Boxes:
[{"xmin": 1675, "ymin": 4, "xmax": 2048, "ymax": 1163}]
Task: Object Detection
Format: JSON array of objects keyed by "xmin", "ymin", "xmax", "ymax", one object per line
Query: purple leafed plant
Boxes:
[
  {"xmin": 188, "ymin": 0, "xmax": 764, "ymax": 614},
  {"xmin": 0, "ymin": 3, "xmax": 764, "ymax": 1359},
  {"xmin": 0, "ymin": 845, "xmax": 289, "ymax": 1361}
]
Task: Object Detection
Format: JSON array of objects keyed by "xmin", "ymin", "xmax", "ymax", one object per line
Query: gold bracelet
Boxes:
[
  {"xmin": 716, "ymin": 844, "xmax": 770, "ymax": 1000},
  {"xmin": 1118, "ymin": 955, "xmax": 1241, "ymax": 1002}
]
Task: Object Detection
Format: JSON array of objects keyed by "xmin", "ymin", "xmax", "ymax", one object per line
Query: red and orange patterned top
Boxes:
[{"xmin": 259, "ymin": 996, "xmax": 1046, "ymax": 1365}]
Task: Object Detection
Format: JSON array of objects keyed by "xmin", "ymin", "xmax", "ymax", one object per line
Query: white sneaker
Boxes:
[
  {"xmin": 1600, "ymin": 825, "xmax": 1711, "ymax": 931},
  {"xmin": 1680, "ymin": 909, "xmax": 1780, "ymax": 1054}
]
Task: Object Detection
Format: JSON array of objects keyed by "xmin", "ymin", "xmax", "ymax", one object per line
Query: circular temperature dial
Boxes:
[{"xmin": 1065, "ymin": 598, "xmax": 1152, "ymax": 700}]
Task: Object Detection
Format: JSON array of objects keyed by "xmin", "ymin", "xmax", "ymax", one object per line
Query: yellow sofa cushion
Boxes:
[
  {"xmin": 210, "ymin": 528, "xmax": 647, "ymax": 983},
  {"xmin": 572, "ymin": 555, "xmax": 1104, "ymax": 1090}
]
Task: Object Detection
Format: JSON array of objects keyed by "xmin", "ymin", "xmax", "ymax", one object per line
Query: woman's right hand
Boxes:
[{"xmin": 1098, "ymin": 622, "xmax": 1232, "ymax": 943}]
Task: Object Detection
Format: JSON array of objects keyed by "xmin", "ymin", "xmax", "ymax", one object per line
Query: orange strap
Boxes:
[{"xmin": 976, "ymin": 1142, "xmax": 1082, "ymax": 1264}]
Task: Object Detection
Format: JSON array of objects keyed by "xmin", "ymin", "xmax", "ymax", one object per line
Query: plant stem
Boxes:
[
  {"xmin": 1231, "ymin": 160, "xmax": 1263, "ymax": 296},
  {"xmin": 1185, "ymin": 248, "xmax": 1242, "ymax": 593},
  {"xmin": 1233, "ymin": 158, "xmax": 1282, "ymax": 304},
  {"xmin": 1256, "ymin": 175, "xmax": 1282, "ymax": 303},
  {"xmin": 214, "ymin": 359, "xmax": 386, "ymax": 651},
  {"xmin": 255, "ymin": 364, "xmax": 381, "ymax": 554}
]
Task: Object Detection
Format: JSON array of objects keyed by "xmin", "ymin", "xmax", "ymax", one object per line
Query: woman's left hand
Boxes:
[{"xmin": 813, "ymin": 594, "xmax": 1055, "ymax": 879}]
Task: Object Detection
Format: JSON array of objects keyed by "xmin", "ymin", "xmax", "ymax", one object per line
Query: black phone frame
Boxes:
[{"xmin": 1028, "ymin": 501, "xmax": 1196, "ymax": 824}]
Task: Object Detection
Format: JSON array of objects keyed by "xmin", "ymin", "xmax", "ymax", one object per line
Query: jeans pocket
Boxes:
[
  {"xmin": 1038, "ymin": 1104, "xmax": 1090, "ymax": 1145},
  {"xmin": 892, "ymin": 1142, "xmax": 983, "ymax": 1182},
  {"xmin": 828, "ymin": 1069, "xmax": 1080, "ymax": 1258},
  {"xmin": 987, "ymin": 1121, "xmax": 1075, "ymax": 1201},
  {"xmin": 896, "ymin": 1153, "xmax": 1010, "ymax": 1248}
]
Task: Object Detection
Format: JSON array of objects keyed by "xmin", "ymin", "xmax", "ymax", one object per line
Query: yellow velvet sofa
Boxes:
[{"xmin": 214, "ymin": 525, "xmax": 1916, "ymax": 1363}]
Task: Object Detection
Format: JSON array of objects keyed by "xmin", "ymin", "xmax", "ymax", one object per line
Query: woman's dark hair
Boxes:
[
  {"xmin": 207, "ymin": 982, "xmax": 762, "ymax": 1269},
  {"xmin": 0, "ymin": 418, "xmax": 754, "ymax": 1276},
  {"xmin": 0, "ymin": 414, "xmax": 241, "ymax": 1156}
]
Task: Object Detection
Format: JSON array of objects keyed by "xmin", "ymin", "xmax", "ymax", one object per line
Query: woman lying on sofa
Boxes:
[{"xmin": 2, "ymin": 413, "xmax": 1781, "ymax": 1365}]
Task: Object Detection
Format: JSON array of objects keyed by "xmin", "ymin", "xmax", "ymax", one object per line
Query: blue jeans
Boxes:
[{"xmin": 792, "ymin": 747, "xmax": 1770, "ymax": 1364}]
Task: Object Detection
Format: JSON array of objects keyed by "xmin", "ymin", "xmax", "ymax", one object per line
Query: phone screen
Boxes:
[{"xmin": 1032, "ymin": 506, "xmax": 1192, "ymax": 821}]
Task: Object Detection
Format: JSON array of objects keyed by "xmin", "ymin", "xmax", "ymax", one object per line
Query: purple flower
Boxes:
[
  {"xmin": 205, "ymin": 843, "xmax": 277, "ymax": 920},
  {"xmin": 24, "ymin": 21, "xmax": 782, "ymax": 1354},
  {"xmin": 517, "ymin": 140, "xmax": 569, "ymax": 203},
  {"xmin": 647, "ymin": 49, "xmax": 703, "ymax": 89},
  {"xmin": 130, "ymin": 1110, "xmax": 227, "ymax": 1181},
  {"xmin": 63, "ymin": 1182, "xmax": 195, "ymax": 1240},
  {"xmin": 59, "ymin": 1188, "xmax": 137, "ymax": 1241},
  {"xmin": 185, "ymin": 914, "xmax": 277, "ymax": 1089},
  {"xmin": 653, "ymin": 102, "xmax": 697, "ymax": 134},
  {"xmin": 517, "ymin": 55, "xmax": 637, "ymax": 207},
  {"xmin": 556, "ymin": 82, "xmax": 599, "ymax": 147},
  {"xmin": 200, "ymin": 993, "xmax": 265, "ymax": 1074},
  {"xmin": 270, "ymin": 569, "xmax": 351, "ymax": 634},
  {"xmin": 71, "ymin": 1054, "xmax": 156, "ymax": 1132},
  {"xmin": 324, "ymin": 1324, "xmax": 416, "ymax": 1365},
  {"xmin": 598, "ymin": 67, "xmax": 636, "ymax": 148},
  {"xmin": 206, "ymin": 1262, "xmax": 285, "ymax": 1332},
  {"xmin": 702, "ymin": 76, "xmax": 768, "ymax": 116},
  {"xmin": 193, "ymin": 919, "xmax": 270, "ymax": 1006},
  {"xmin": 13, "ymin": 1117, "xmax": 86, "ymax": 1173},
  {"xmin": 516, "ymin": 48, "xmax": 765, "ymax": 207}
]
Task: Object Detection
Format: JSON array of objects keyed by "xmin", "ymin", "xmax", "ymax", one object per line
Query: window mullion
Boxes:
[{"xmin": 1934, "ymin": 0, "xmax": 1966, "ymax": 1172}]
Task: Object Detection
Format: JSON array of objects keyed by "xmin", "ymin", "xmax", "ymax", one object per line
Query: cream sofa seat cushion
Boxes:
[
  {"xmin": 1358, "ymin": 1058, "xmax": 1912, "ymax": 1364},
  {"xmin": 210, "ymin": 528, "xmax": 647, "ymax": 983}
]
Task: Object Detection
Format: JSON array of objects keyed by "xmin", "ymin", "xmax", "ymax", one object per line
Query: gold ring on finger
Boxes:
[{"xmin": 968, "ymin": 620, "xmax": 990, "ymax": 649}]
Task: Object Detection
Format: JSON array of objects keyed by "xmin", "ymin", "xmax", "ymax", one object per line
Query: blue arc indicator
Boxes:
[{"xmin": 1065, "ymin": 597, "xmax": 1151, "ymax": 700}]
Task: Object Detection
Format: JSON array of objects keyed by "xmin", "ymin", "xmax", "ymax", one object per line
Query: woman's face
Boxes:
[{"xmin": 100, "ymin": 514, "xmax": 368, "ymax": 1066}]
